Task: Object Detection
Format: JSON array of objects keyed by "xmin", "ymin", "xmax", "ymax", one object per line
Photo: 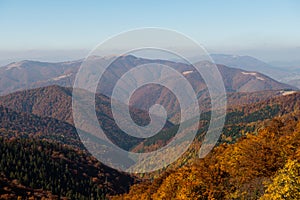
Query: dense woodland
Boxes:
[
  {"xmin": 0, "ymin": 85, "xmax": 300, "ymax": 199},
  {"xmin": 0, "ymin": 103, "xmax": 135, "ymax": 199},
  {"xmin": 0, "ymin": 133, "xmax": 134, "ymax": 199},
  {"xmin": 115, "ymin": 111, "xmax": 300, "ymax": 199}
]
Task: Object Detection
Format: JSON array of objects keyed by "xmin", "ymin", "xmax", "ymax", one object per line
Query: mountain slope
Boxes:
[
  {"xmin": 0, "ymin": 85, "xmax": 173, "ymax": 150},
  {"xmin": 95, "ymin": 56, "xmax": 296, "ymax": 122},
  {"xmin": 0, "ymin": 103, "xmax": 136, "ymax": 199},
  {"xmin": 129, "ymin": 91, "xmax": 300, "ymax": 175},
  {"xmin": 113, "ymin": 108, "xmax": 300, "ymax": 200},
  {"xmin": 0, "ymin": 105, "xmax": 82, "ymax": 148},
  {"xmin": 0, "ymin": 60, "xmax": 80, "ymax": 95},
  {"xmin": 210, "ymin": 54, "xmax": 291, "ymax": 80},
  {"xmin": 0, "ymin": 55, "xmax": 295, "ymax": 96},
  {"xmin": 0, "ymin": 56, "xmax": 296, "ymax": 125},
  {"xmin": 0, "ymin": 173, "xmax": 61, "ymax": 199},
  {"xmin": 0, "ymin": 85, "xmax": 74, "ymax": 124},
  {"xmin": 0, "ymin": 133, "xmax": 134, "ymax": 199},
  {"xmin": 216, "ymin": 64, "xmax": 294, "ymax": 92}
]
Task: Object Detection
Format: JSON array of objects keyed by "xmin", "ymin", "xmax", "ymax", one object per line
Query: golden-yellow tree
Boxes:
[{"xmin": 260, "ymin": 159, "xmax": 300, "ymax": 200}]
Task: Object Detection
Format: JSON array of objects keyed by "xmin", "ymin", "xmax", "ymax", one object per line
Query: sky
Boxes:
[{"xmin": 0, "ymin": 0, "xmax": 300, "ymax": 65}]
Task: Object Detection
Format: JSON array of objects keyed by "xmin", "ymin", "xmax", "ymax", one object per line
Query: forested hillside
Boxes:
[
  {"xmin": 0, "ymin": 80, "xmax": 299, "ymax": 200},
  {"xmin": 0, "ymin": 132, "xmax": 135, "ymax": 199},
  {"xmin": 0, "ymin": 104, "xmax": 136, "ymax": 199},
  {"xmin": 115, "ymin": 111, "xmax": 300, "ymax": 199}
]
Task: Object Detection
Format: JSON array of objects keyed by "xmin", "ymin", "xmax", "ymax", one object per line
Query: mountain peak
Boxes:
[{"xmin": 4, "ymin": 60, "xmax": 39, "ymax": 70}]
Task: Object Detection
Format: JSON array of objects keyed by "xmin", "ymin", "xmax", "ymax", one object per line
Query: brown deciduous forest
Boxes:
[{"xmin": 114, "ymin": 111, "xmax": 300, "ymax": 199}]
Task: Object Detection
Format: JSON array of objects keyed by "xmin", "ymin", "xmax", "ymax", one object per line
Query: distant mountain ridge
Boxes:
[
  {"xmin": 0, "ymin": 56, "xmax": 296, "ymax": 126},
  {"xmin": 0, "ymin": 55, "xmax": 296, "ymax": 96},
  {"xmin": 0, "ymin": 59, "xmax": 80, "ymax": 94},
  {"xmin": 210, "ymin": 54, "xmax": 300, "ymax": 89},
  {"xmin": 210, "ymin": 54, "xmax": 290, "ymax": 80}
]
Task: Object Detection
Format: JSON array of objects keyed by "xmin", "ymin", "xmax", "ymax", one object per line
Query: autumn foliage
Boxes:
[{"xmin": 114, "ymin": 111, "xmax": 300, "ymax": 199}]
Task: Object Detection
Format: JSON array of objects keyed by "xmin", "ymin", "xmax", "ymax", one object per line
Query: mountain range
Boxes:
[
  {"xmin": 210, "ymin": 54, "xmax": 300, "ymax": 89},
  {"xmin": 1, "ymin": 84, "xmax": 299, "ymax": 199},
  {"xmin": 1, "ymin": 55, "xmax": 300, "ymax": 199},
  {"xmin": 0, "ymin": 55, "xmax": 297, "ymax": 96}
]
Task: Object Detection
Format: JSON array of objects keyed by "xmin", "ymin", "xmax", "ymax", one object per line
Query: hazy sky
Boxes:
[{"xmin": 0, "ymin": 0, "xmax": 299, "ymax": 64}]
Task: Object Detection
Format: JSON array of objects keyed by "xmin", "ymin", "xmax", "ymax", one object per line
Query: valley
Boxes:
[{"xmin": 0, "ymin": 55, "xmax": 299, "ymax": 199}]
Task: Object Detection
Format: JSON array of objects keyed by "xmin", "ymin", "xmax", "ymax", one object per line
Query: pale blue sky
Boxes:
[{"xmin": 0, "ymin": 0, "xmax": 300, "ymax": 63}]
